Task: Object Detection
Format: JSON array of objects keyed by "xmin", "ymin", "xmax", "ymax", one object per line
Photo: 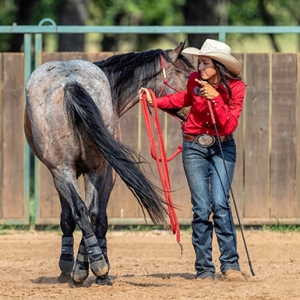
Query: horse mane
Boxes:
[{"xmin": 93, "ymin": 49, "xmax": 193, "ymax": 108}]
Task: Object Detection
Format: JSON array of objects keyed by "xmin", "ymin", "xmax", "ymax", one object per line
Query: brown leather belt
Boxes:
[{"xmin": 183, "ymin": 133, "xmax": 232, "ymax": 147}]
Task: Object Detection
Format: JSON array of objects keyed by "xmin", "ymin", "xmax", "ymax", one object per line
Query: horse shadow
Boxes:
[
  {"xmin": 31, "ymin": 275, "xmax": 116, "ymax": 287},
  {"xmin": 31, "ymin": 273, "xmax": 194, "ymax": 287}
]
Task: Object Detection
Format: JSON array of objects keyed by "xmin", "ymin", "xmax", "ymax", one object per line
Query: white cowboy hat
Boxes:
[{"xmin": 182, "ymin": 39, "xmax": 241, "ymax": 75}]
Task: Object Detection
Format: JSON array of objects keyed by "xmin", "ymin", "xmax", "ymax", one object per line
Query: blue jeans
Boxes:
[{"xmin": 182, "ymin": 138, "xmax": 240, "ymax": 278}]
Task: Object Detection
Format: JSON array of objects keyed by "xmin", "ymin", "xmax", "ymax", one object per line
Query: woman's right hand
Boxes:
[{"xmin": 138, "ymin": 88, "xmax": 153, "ymax": 106}]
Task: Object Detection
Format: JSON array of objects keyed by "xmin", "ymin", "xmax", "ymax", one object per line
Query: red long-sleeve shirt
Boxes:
[{"xmin": 156, "ymin": 72, "xmax": 246, "ymax": 136}]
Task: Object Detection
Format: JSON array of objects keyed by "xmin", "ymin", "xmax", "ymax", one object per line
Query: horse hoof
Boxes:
[
  {"xmin": 68, "ymin": 278, "xmax": 84, "ymax": 288},
  {"xmin": 72, "ymin": 269, "xmax": 89, "ymax": 284},
  {"xmin": 72, "ymin": 261, "xmax": 89, "ymax": 283},
  {"xmin": 58, "ymin": 258, "xmax": 74, "ymax": 275},
  {"xmin": 90, "ymin": 254, "xmax": 109, "ymax": 277},
  {"xmin": 58, "ymin": 272, "xmax": 71, "ymax": 283},
  {"xmin": 96, "ymin": 275, "xmax": 113, "ymax": 286}
]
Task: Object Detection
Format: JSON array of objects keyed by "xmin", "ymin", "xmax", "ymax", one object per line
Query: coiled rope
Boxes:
[{"xmin": 141, "ymin": 88, "xmax": 183, "ymax": 255}]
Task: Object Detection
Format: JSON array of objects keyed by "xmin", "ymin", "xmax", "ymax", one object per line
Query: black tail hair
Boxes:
[{"xmin": 64, "ymin": 82, "xmax": 169, "ymax": 226}]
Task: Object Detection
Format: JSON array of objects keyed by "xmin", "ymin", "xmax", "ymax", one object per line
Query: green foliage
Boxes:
[
  {"xmin": 0, "ymin": 0, "xmax": 60, "ymax": 26},
  {"xmin": 228, "ymin": 0, "xmax": 300, "ymax": 26},
  {"xmin": 227, "ymin": 0, "xmax": 300, "ymax": 51},
  {"xmin": 0, "ymin": 0, "xmax": 17, "ymax": 25},
  {"xmin": 30, "ymin": 0, "xmax": 61, "ymax": 25},
  {"xmin": 90, "ymin": 0, "xmax": 185, "ymax": 26},
  {"xmin": 87, "ymin": 0, "xmax": 187, "ymax": 50},
  {"xmin": 0, "ymin": 0, "xmax": 61, "ymax": 51}
]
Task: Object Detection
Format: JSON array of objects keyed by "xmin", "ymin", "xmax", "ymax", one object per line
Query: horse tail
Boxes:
[{"xmin": 63, "ymin": 81, "xmax": 169, "ymax": 227}]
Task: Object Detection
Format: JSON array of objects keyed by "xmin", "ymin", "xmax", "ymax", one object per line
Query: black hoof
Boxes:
[
  {"xmin": 90, "ymin": 254, "xmax": 109, "ymax": 277},
  {"xmin": 58, "ymin": 272, "xmax": 71, "ymax": 283},
  {"xmin": 96, "ymin": 275, "xmax": 113, "ymax": 286},
  {"xmin": 59, "ymin": 257, "xmax": 74, "ymax": 275},
  {"xmin": 68, "ymin": 278, "xmax": 84, "ymax": 288},
  {"xmin": 72, "ymin": 262, "xmax": 89, "ymax": 283}
]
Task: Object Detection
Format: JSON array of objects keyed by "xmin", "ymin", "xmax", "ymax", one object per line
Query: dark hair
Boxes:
[{"xmin": 212, "ymin": 59, "xmax": 242, "ymax": 103}]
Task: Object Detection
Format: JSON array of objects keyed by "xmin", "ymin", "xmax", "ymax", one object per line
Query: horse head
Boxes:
[
  {"xmin": 165, "ymin": 41, "xmax": 197, "ymax": 91},
  {"xmin": 160, "ymin": 41, "xmax": 197, "ymax": 121}
]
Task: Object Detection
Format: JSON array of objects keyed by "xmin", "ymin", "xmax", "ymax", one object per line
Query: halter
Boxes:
[
  {"xmin": 158, "ymin": 54, "xmax": 182, "ymax": 97},
  {"xmin": 158, "ymin": 54, "xmax": 186, "ymax": 127}
]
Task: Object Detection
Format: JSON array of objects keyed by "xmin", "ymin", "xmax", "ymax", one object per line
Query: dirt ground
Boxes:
[{"xmin": 0, "ymin": 229, "xmax": 299, "ymax": 300}]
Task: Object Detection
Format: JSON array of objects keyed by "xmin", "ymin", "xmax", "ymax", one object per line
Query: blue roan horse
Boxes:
[{"xmin": 24, "ymin": 42, "xmax": 195, "ymax": 287}]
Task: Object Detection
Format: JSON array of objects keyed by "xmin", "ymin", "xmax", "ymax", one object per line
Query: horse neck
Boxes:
[
  {"xmin": 117, "ymin": 77, "xmax": 163, "ymax": 117},
  {"xmin": 95, "ymin": 50, "xmax": 163, "ymax": 116},
  {"xmin": 104, "ymin": 70, "xmax": 163, "ymax": 117}
]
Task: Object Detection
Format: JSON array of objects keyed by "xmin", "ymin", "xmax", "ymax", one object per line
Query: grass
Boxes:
[
  {"xmin": 260, "ymin": 224, "xmax": 300, "ymax": 232},
  {"xmin": 0, "ymin": 224, "xmax": 30, "ymax": 234},
  {"xmin": 1, "ymin": 223, "xmax": 300, "ymax": 234}
]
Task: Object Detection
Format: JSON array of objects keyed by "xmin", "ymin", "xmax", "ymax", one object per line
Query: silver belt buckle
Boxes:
[{"xmin": 196, "ymin": 134, "xmax": 216, "ymax": 148}]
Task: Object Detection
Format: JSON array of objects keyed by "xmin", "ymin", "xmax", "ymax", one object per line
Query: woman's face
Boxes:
[{"xmin": 198, "ymin": 56, "xmax": 220, "ymax": 84}]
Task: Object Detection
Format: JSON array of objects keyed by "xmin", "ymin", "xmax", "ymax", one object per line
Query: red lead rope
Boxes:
[{"xmin": 141, "ymin": 88, "xmax": 183, "ymax": 254}]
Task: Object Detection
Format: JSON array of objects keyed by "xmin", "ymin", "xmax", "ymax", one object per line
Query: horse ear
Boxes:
[{"xmin": 169, "ymin": 40, "xmax": 186, "ymax": 61}]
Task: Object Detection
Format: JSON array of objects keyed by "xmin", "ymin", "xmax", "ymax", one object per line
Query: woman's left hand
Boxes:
[
  {"xmin": 195, "ymin": 79, "xmax": 219, "ymax": 100},
  {"xmin": 138, "ymin": 87, "xmax": 153, "ymax": 106}
]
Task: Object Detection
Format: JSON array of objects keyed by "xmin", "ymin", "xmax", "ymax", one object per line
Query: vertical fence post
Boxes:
[
  {"xmin": 33, "ymin": 33, "xmax": 44, "ymax": 225},
  {"xmin": 218, "ymin": 31, "xmax": 226, "ymax": 42},
  {"xmin": 24, "ymin": 33, "xmax": 32, "ymax": 224}
]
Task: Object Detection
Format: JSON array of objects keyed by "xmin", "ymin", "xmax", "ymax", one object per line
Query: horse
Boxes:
[{"xmin": 24, "ymin": 41, "xmax": 195, "ymax": 287}]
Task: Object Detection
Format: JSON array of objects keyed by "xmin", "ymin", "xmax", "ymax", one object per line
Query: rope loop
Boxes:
[{"xmin": 141, "ymin": 89, "xmax": 182, "ymax": 245}]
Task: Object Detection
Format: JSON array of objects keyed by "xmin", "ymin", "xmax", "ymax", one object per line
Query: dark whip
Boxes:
[{"xmin": 207, "ymin": 99, "xmax": 255, "ymax": 276}]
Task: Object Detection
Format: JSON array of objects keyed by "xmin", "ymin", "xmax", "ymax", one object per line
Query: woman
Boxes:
[{"xmin": 139, "ymin": 39, "xmax": 246, "ymax": 282}]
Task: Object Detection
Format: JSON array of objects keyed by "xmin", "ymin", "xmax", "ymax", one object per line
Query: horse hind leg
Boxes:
[
  {"xmin": 95, "ymin": 196, "xmax": 114, "ymax": 286},
  {"xmin": 73, "ymin": 166, "xmax": 115, "ymax": 286},
  {"xmin": 69, "ymin": 233, "xmax": 108, "ymax": 288},
  {"xmin": 58, "ymin": 235, "xmax": 75, "ymax": 283},
  {"xmin": 95, "ymin": 230, "xmax": 113, "ymax": 286},
  {"xmin": 51, "ymin": 169, "xmax": 109, "ymax": 287},
  {"xmin": 93, "ymin": 166, "xmax": 115, "ymax": 286},
  {"xmin": 68, "ymin": 182, "xmax": 112, "ymax": 287},
  {"xmin": 57, "ymin": 195, "xmax": 76, "ymax": 283},
  {"xmin": 70, "ymin": 237, "xmax": 89, "ymax": 286}
]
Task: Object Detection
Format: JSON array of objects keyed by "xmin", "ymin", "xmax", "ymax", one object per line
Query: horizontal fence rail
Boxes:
[
  {"xmin": 1, "ymin": 20, "xmax": 300, "ymax": 226},
  {"xmin": 3, "ymin": 19, "xmax": 300, "ymax": 34}
]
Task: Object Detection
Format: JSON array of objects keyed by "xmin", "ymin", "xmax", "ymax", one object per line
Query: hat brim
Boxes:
[{"xmin": 182, "ymin": 47, "xmax": 241, "ymax": 75}]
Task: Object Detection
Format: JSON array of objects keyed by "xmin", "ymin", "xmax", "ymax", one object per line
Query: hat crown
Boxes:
[{"xmin": 199, "ymin": 39, "xmax": 231, "ymax": 55}]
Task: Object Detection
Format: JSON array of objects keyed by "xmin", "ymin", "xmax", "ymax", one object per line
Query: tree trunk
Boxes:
[
  {"xmin": 57, "ymin": 0, "xmax": 89, "ymax": 51},
  {"xmin": 183, "ymin": 0, "xmax": 228, "ymax": 48},
  {"xmin": 101, "ymin": 12, "xmax": 125, "ymax": 51},
  {"xmin": 6, "ymin": 0, "xmax": 40, "ymax": 52}
]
